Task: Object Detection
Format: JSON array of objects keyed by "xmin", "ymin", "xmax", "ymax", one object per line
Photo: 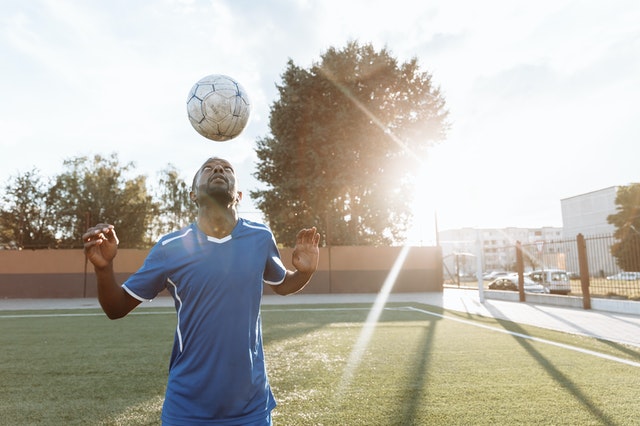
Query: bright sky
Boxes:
[{"xmin": 2, "ymin": 0, "xmax": 639, "ymax": 244}]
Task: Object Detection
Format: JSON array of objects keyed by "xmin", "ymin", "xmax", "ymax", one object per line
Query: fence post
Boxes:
[
  {"xmin": 516, "ymin": 241, "xmax": 525, "ymax": 302},
  {"xmin": 576, "ymin": 233, "xmax": 591, "ymax": 310},
  {"xmin": 476, "ymin": 231, "xmax": 485, "ymax": 303}
]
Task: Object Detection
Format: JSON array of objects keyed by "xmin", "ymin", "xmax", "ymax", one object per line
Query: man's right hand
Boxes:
[{"xmin": 82, "ymin": 223, "xmax": 119, "ymax": 269}]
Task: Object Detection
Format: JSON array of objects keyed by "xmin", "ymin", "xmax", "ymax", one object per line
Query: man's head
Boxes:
[{"xmin": 190, "ymin": 157, "xmax": 242, "ymax": 208}]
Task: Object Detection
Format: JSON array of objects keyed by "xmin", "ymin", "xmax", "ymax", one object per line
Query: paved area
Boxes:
[{"xmin": 1, "ymin": 289, "xmax": 639, "ymax": 348}]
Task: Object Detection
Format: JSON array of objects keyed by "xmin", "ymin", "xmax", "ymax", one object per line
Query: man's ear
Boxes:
[
  {"xmin": 236, "ymin": 191, "xmax": 243, "ymax": 203},
  {"xmin": 190, "ymin": 190, "xmax": 199, "ymax": 206}
]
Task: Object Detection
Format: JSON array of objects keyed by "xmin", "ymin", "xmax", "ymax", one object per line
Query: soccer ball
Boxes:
[{"xmin": 186, "ymin": 74, "xmax": 251, "ymax": 142}]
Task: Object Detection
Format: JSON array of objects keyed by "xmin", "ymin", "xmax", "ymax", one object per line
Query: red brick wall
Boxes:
[{"xmin": 0, "ymin": 246, "xmax": 442, "ymax": 298}]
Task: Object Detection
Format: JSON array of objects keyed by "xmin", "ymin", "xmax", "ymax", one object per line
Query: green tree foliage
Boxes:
[
  {"xmin": 0, "ymin": 169, "xmax": 58, "ymax": 248},
  {"xmin": 608, "ymin": 183, "xmax": 640, "ymax": 271},
  {"xmin": 0, "ymin": 154, "xmax": 198, "ymax": 249},
  {"xmin": 252, "ymin": 41, "xmax": 448, "ymax": 246},
  {"xmin": 48, "ymin": 153, "xmax": 157, "ymax": 248},
  {"xmin": 151, "ymin": 165, "xmax": 197, "ymax": 239}
]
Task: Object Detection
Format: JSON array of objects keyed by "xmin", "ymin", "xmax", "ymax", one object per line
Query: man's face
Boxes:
[{"xmin": 192, "ymin": 157, "xmax": 241, "ymax": 206}]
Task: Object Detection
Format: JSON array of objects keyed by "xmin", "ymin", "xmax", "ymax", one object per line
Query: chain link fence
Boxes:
[
  {"xmin": 443, "ymin": 233, "xmax": 640, "ymax": 302},
  {"xmin": 519, "ymin": 234, "xmax": 640, "ymax": 301}
]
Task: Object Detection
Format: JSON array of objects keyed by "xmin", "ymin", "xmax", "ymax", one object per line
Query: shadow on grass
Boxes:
[
  {"xmin": 528, "ymin": 304, "xmax": 640, "ymax": 361},
  {"xmin": 0, "ymin": 313, "xmax": 172, "ymax": 424},
  {"xmin": 409, "ymin": 303, "xmax": 630, "ymax": 425},
  {"xmin": 485, "ymin": 312, "xmax": 618, "ymax": 425},
  {"xmin": 439, "ymin": 300, "xmax": 640, "ymax": 362},
  {"xmin": 395, "ymin": 306, "xmax": 441, "ymax": 424},
  {"xmin": 263, "ymin": 302, "xmax": 445, "ymax": 424},
  {"xmin": 262, "ymin": 304, "xmax": 371, "ymax": 345},
  {"xmin": 262, "ymin": 303, "xmax": 432, "ymax": 345}
]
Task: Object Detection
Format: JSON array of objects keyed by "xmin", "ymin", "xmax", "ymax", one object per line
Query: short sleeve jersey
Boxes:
[{"xmin": 122, "ymin": 219, "xmax": 286, "ymax": 425}]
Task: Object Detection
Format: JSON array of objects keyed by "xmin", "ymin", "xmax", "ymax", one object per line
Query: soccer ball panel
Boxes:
[
  {"xmin": 186, "ymin": 74, "xmax": 251, "ymax": 142},
  {"xmin": 186, "ymin": 96, "xmax": 205, "ymax": 123}
]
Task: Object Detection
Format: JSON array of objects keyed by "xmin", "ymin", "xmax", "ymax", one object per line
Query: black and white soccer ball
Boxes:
[{"xmin": 186, "ymin": 74, "xmax": 251, "ymax": 142}]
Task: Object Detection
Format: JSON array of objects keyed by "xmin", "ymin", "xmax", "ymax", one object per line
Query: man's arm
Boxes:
[
  {"xmin": 83, "ymin": 224, "xmax": 140, "ymax": 319},
  {"xmin": 270, "ymin": 269, "xmax": 314, "ymax": 296},
  {"xmin": 93, "ymin": 263, "xmax": 141, "ymax": 319},
  {"xmin": 269, "ymin": 227, "xmax": 320, "ymax": 296}
]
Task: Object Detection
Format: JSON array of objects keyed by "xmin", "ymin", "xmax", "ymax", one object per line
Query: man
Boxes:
[{"xmin": 83, "ymin": 157, "xmax": 320, "ymax": 425}]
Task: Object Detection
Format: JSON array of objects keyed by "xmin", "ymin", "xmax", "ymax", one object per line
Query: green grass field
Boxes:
[{"xmin": 1, "ymin": 302, "xmax": 639, "ymax": 425}]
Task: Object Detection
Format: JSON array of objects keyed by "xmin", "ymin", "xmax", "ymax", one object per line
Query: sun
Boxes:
[
  {"xmin": 406, "ymin": 159, "xmax": 438, "ymax": 246},
  {"xmin": 405, "ymin": 144, "xmax": 479, "ymax": 245}
]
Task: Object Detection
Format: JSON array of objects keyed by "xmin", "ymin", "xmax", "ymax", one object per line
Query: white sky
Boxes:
[{"xmin": 2, "ymin": 0, "xmax": 639, "ymax": 244}]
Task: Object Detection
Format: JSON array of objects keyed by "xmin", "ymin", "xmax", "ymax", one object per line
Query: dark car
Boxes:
[
  {"xmin": 483, "ymin": 271, "xmax": 510, "ymax": 281},
  {"xmin": 488, "ymin": 274, "xmax": 548, "ymax": 293}
]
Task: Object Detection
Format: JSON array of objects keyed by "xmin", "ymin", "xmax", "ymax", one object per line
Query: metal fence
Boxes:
[{"xmin": 521, "ymin": 233, "xmax": 640, "ymax": 301}]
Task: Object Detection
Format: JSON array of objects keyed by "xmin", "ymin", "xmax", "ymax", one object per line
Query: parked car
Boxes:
[
  {"xmin": 482, "ymin": 271, "xmax": 511, "ymax": 281},
  {"xmin": 488, "ymin": 274, "xmax": 548, "ymax": 293},
  {"xmin": 526, "ymin": 269, "xmax": 571, "ymax": 295},
  {"xmin": 606, "ymin": 272, "xmax": 640, "ymax": 281}
]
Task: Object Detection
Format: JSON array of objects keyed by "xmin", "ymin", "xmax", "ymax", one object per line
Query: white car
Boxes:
[
  {"xmin": 606, "ymin": 272, "xmax": 640, "ymax": 281},
  {"xmin": 526, "ymin": 269, "xmax": 571, "ymax": 295}
]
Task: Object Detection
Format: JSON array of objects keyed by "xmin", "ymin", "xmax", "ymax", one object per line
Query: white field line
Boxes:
[
  {"xmin": 404, "ymin": 306, "xmax": 640, "ymax": 368},
  {"xmin": 3, "ymin": 305, "xmax": 638, "ymax": 368},
  {"xmin": 0, "ymin": 310, "xmax": 173, "ymax": 319},
  {"xmin": 0, "ymin": 307, "xmax": 368, "ymax": 319}
]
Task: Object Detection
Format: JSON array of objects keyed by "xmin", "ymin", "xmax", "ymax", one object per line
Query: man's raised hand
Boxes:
[{"xmin": 292, "ymin": 227, "xmax": 320, "ymax": 274}]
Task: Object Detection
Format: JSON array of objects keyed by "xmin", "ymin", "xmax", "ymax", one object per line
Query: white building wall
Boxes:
[
  {"xmin": 560, "ymin": 186, "xmax": 621, "ymax": 276},
  {"xmin": 561, "ymin": 186, "xmax": 618, "ymax": 238}
]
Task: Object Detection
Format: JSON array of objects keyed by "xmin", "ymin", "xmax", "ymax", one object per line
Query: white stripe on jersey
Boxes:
[
  {"xmin": 167, "ymin": 278, "xmax": 184, "ymax": 352},
  {"xmin": 161, "ymin": 228, "xmax": 193, "ymax": 246}
]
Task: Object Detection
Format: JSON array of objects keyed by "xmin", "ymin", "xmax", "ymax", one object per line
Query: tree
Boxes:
[
  {"xmin": 252, "ymin": 41, "xmax": 448, "ymax": 246},
  {"xmin": 0, "ymin": 155, "xmax": 201, "ymax": 249},
  {"xmin": 0, "ymin": 169, "xmax": 58, "ymax": 248},
  {"xmin": 608, "ymin": 183, "xmax": 640, "ymax": 271},
  {"xmin": 49, "ymin": 153, "xmax": 157, "ymax": 248},
  {"xmin": 151, "ymin": 165, "xmax": 197, "ymax": 240}
]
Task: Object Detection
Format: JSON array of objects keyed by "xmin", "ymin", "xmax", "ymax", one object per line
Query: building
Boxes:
[
  {"xmin": 439, "ymin": 185, "xmax": 634, "ymax": 280},
  {"xmin": 560, "ymin": 186, "xmax": 620, "ymax": 276},
  {"xmin": 561, "ymin": 186, "xmax": 618, "ymax": 238},
  {"xmin": 438, "ymin": 226, "xmax": 563, "ymax": 276}
]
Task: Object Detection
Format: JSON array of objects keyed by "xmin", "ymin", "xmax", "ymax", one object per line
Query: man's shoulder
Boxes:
[
  {"xmin": 236, "ymin": 218, "xmax": 276, "ymax": 240},
  {"xmin": 157, "ymin": 224, "xmax": 196, "ymax": 247},
  {"xmin": 238, "ymin": 218, "xmax": 271, "ymax": 232}
]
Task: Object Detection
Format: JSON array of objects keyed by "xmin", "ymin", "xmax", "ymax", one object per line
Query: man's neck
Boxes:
[{"xmin": 196, "ymin": 206, "xmax": 238, "ymax": 239}]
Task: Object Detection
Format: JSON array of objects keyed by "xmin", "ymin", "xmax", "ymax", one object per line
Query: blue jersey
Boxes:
[{"xmin": 122, "ymin": 219, "xmax": 287, "ymax": 425}]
